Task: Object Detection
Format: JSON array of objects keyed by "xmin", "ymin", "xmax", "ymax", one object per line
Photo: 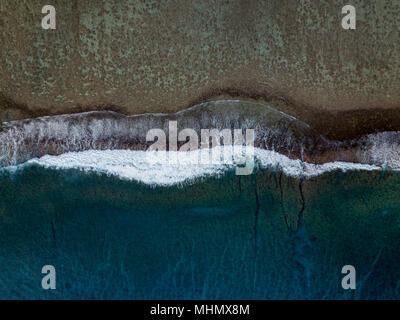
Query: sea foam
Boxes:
[
  {"xmin": 14, "ymin": 147, "xmax": 382, "ymax": 187},
  {"xmin": 1, "ymin": 100, "xmax": 400, "ymax": 172}
]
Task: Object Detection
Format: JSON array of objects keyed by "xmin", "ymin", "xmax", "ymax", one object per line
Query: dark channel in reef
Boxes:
[
  {"xmin": 0, "ymin": 0, "xmax": 399, "ymax": 300},
  {"xmin": 0, "ymin": 100, "xmax": 399, "ymax": 299},
  {"xmin": 0, "ymin": 160, "xmax": 400, "ymax": 299}
]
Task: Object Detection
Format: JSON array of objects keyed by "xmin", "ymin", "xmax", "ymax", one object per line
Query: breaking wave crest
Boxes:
[
  {"xmin": 1, "ymin": 100, "xmax": 400, "ymax": 177},
  {"xmin": 2, "ymin": 147, "xmax": 382, "ymax": 187}
]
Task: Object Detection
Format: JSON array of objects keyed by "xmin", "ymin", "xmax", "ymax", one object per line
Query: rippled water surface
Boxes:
[
  {"xmin": 1, "ymin": 101, "xmax": 400, "ymax": 299},
  {"xmin": 0, "ymin": 159, "xmax": 399, "ymax": 299}
]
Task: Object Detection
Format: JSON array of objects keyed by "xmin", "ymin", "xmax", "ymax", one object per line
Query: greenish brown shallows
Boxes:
[{"xmin": 1, "ymin": 0, "xmax": 399, "ymax": 139}]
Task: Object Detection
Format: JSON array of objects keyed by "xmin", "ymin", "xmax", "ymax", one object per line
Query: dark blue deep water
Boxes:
[{"xmin": 0, "ymin": 164, "xmax": 399, "ymax": 299}]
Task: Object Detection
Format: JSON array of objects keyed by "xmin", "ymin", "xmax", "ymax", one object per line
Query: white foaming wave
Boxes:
[
  {"xmin": 253, "ymin": 148, "xmax": 381, "ymax": 177},
  {"xmin": 361, "ymin": 132, "xmax": 400, "ymax": 168},
  {"xmin": 25, "ymin": 149, "xmax": 233, "ymax": 186},
  {"xmin": 10, "ymin": 146, "xmax": 384, "ymax": 186}
]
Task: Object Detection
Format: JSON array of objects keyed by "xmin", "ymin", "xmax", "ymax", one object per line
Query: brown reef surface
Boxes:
[{"xmin": 1, "ymin": 0, "xmax": 399, "ymax": 140}]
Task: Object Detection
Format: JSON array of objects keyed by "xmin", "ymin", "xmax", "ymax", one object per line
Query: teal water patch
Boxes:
[{"xmin": 0, "ymin": 165, "xmax": 399, "ymax": 299}]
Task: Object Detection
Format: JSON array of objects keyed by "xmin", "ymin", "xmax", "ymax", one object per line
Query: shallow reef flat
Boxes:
[
  {"xmin": 1, "ymin": 1, "xmax": 400, "ymax": 140},
  {"xmin": 0, "ymin": 0, "xmax": 399, "ymax": 301},
  {"xmin": 0, "ymin": 98, "xmax": 400, "ymax": 299}
]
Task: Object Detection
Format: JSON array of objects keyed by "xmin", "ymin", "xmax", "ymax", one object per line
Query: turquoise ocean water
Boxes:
[
  {"xmin": 0, "ymin": 101, "xmax": 399, "ymax": 299},
  {"xmin": 0, "ymin": 162, "xmax": 399, "ymax": 299}
]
